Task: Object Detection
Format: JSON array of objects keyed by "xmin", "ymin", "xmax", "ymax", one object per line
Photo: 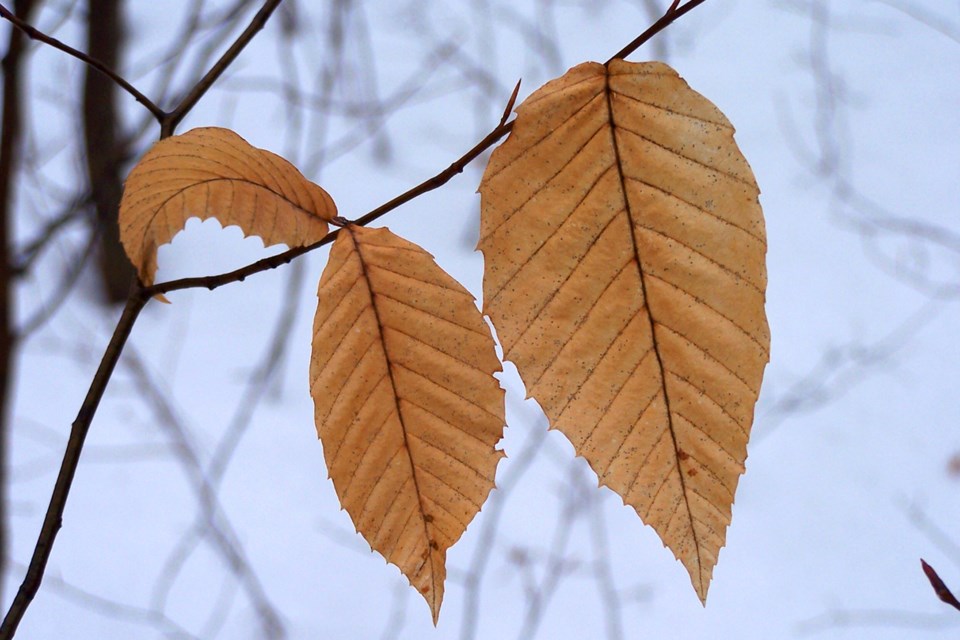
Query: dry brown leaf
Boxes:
[
  {"xmin": 119, "ymin": 127, "xmax": 336, "ymax": 286},
  {"xmin": 478, "ymin": 60, "xmax": 769, "ymax": 603},
  {"xmin": 310, "ymin": 225, "xmax": 505, "ymax": 622}
]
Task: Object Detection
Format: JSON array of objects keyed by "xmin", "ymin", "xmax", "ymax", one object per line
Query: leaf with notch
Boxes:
[{"xmin": 119, "ymin": 127, "xmax": 336, "ymax": 287}]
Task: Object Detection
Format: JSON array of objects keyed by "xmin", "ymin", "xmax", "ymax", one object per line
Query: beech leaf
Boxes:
[
  {"xmin": 478, "ymin": 60, "xmax": 769, "ymax": 603},
  {"xmin": 310, "ymin": 225, "xmax": 505, "ymax": 622},
  {"xmin": 119, "ymin": 127, "xmax": 336, "ymax": 287}
]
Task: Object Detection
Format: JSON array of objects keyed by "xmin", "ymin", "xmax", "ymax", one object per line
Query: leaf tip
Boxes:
[{"xmin": 695, "ymin": 579, "xmax": 709, "ymax": 607}]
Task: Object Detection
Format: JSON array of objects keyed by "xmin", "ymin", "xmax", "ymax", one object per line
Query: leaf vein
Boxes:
[
  {"xmin": 616, "ymin": 123, "xmax": 754, "ymax": 189},
  {"xmin": 482, "ymin": 92, "xmax": 604, "ymax": 184},
  {"xmin": 610, "ymin": 89, "xmax": 728, "ymax": 127},
  {"xmin": 480, "ymin": 124, "xmax": 609, "ymax": 246},
  {"xmin": 634, "ymin": 224, "xmax": 764, "ymax": 294},
  {"xmin": 624, "ymin": 175, "xmax": 764, "ymax": 243},
  {"xmin": 647, "ymin": 273, "xmax": 769, "ymax": 355}
]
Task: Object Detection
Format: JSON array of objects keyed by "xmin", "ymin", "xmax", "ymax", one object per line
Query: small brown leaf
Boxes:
[
  {"xmin": 119, "ymin": 127, "xmax": 336, "ymax": 286},
  {"xmin": 478, "ymin": 60, "xmax": 769, "ymax": 603},
  {"xmin": 311, "ymin": 225, "xmax": 505, "ymax": 623}
]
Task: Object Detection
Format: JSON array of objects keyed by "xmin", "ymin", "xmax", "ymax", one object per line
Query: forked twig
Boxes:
[
  {"xmin": 609, "ymin": 0, "xmax": 708, "ymax": 61},
  {"xmin": 0, "ymin": 3, "xmax": 164, "ymax": 119},
  {"xmin": 162, "ymin": 0, "xmax": 284, "ymax": 137}
]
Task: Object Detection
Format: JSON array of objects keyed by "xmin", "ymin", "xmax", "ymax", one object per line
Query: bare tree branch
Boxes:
[
  {"xmin": 0, "ymin": 3, "xmax": 713, "ymax": 634},
  {"xmin": 9, "ymin": 562, "xmax": 201, "ymax": 640},
  {"xmin": 0, "ymin": 291, "xmax": 146, "ymax": 639},
  {"xmin": 162, "ymin": 0, "xmax": 284, "ymax": 136},
  {"xmin": 124, "ymin": 346, "xmax": 287, "ymax": 639},
  {"xmin": 609, "ymin": 0, "xmax": 708, "ymax": 61}
]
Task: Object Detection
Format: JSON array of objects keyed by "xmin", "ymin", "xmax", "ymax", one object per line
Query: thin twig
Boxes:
[
  {"xmin": 0, "ymin": 2, "xmax": 293, "ymax": 635},
  {"xmin": 921, "ymin": 559, "xmax": 960, "ymax": 612},
  {"xmin": 16, "ymin": 227, "xmax": 99, "ymax": 339},
  {"xmin": 11, "ymin": 195, "xmax": 89, "ymax": 276},
  {"xmin": 162, "ymin": 0, "xmax": 284, "ymax": 137},
  {"xmin": 0, "ymin": 3, "xmax": 165, "ymax": 120},
  {"xmin": 589, "ymin": 499, "xmax": 625, "ymax": 640},
  {"xmin": 9, "ymin": 562, "xmax": 201, "ymax": 640},
  {"xmin": 0, "ymin": 291, "xmax": 147, "ymax": 639},
  {"xmin": 459, "ymin": 418, "xmax": 548, "ymax": 640},
  {"xmin": 499, "ymin": 79, "xmax": 522, "ymax": 127},
  {"xmin": 144, "ymin": 116, "xmax": 516, "ymax": 297},
  {"xmin": 608, "ymin": 0, "xmax": 709, "ymax": 61}
]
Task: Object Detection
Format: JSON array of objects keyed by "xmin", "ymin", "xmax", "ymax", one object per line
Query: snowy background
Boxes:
[{"xmin": 4, "ymin": 1, "xmax": 959, "ymax": 638}]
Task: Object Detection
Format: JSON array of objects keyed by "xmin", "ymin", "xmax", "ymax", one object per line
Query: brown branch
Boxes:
[
  {"xmin": 608, "ymin": 0, "xmax": 709, "ymax": 61},
  {"xmin": 0, "ymin": 1, "xmax": 712, "ymax": 635},
  {"xmin": 499, "ymin": 79, "xmax": 522, "ymax": 128},
  {"xmin": 0, "ymin": 291, "xmax": 147, "ymax": 639},
  {"xmin": 0, "ymin": 3, "xmax": 164, "ymax": 120},
  {"xmin": 145, "ymin": 116, "xmax": 516, "ymax": 297},
  {"xmin": 0, "ymin": 0, "xmax": 284, "ymax": 138},
  {"xmin": 0, "ymin": 1, "xmax": 289, "ymax": 635},
  {"xmin": 162, "ymin": 0, "xmax": 284, "ymax": 137},
  {"xmin": 84, "ymin": 0, "xmax": 136, "ymax": 304}
]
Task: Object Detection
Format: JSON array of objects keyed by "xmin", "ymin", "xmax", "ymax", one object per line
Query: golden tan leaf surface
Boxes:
[
  {"xmin": 119, "ymin": 127, "xmax": 335, "ymax": 286},
  {"xmin": 478, "ymin": 60, "xmax": 769, "ymax": 603},
  {"xmin": 311, "ymin": 225, "xmax": 505, "ymax": 622}
]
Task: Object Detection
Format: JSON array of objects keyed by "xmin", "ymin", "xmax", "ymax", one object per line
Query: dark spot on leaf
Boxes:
[
  {"xmin": 687, "ymin": 467, "xmax": 698, "ymax": 477},
  {"xmin": 423, "ymin": 514, "xmax": 434, "ymax": 523},
  {"xmin": 677, "ymin": 449, "xmax": 689, "ymax": 461}
]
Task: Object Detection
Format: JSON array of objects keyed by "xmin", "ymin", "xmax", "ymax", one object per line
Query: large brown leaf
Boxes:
[
  {"xmin": 119, "ymin": 127, "xmax": 336, "ymax": 286},
  {"xmin": 478, "ymin": 60, "xmax": 769, "ymax": 602},
  {"xmin": 311, "ymin": 225, "xmax": 505, "ymax": 622}
]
